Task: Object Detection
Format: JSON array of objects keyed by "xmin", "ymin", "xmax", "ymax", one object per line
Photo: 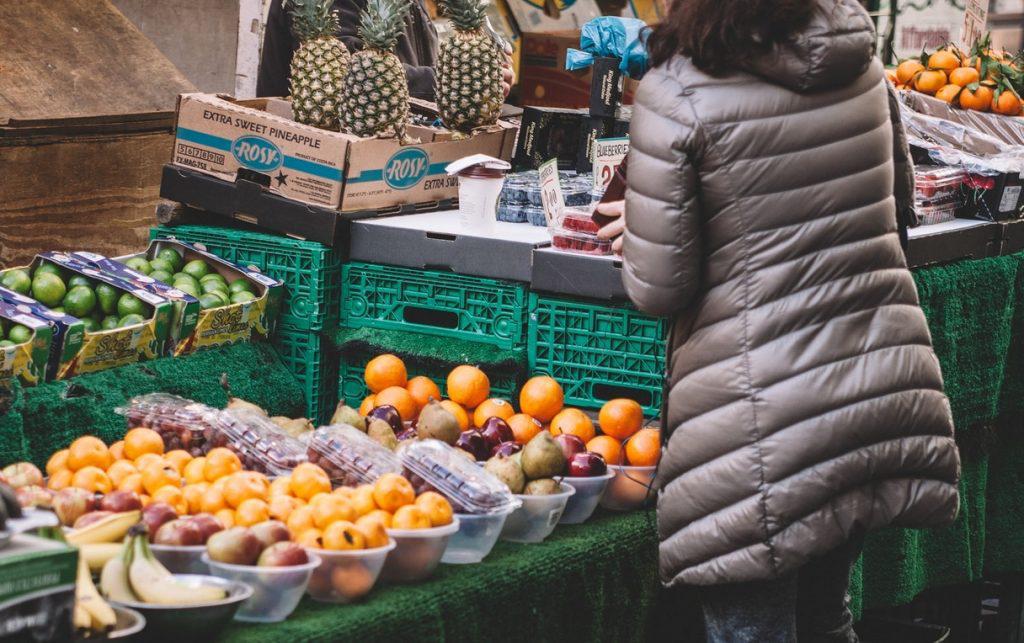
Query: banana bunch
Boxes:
[
  {"xmin": 74, "ymin": 553, "xmax": 117, "ymax": 636},
  {"xmin": 101, "ymin": 526, "xmax": 226, "ymax": 605},
  {"xmin": 66, "ymin": 511, "xmax": 140, "ymax": 547}
]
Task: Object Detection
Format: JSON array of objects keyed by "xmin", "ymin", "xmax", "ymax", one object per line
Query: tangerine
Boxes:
[
  {"xmin": 362, "ymin": 509, "xmax": 393, "ymax": 529},
  {"xmin": 934, "ymin": 84, "xmax": 963, "ymax": 103},
  {"xmin": 519, "ymin": 376, "xmax": 564, "ymax": 422},
  {"xmin": 372, "ymin": 473, "xmax": 415, "ymax": 512},
  {"xmin": 141, "ymin": 463, "xmax": 181, "ymax": 496},
  {"xmin": 928, "ymin": 49, "xmax": 960, "ymax": 74},
  {"xmin": 354, "ymin": 518, "xmax": 389, "ymax": 548},
  {"xmin": 270, "ymin": 475, "xmax": 292, "ymax": 497},
  {"xmin": 598, "ymin": 399, "xmax": 644, "ymax": 440},
  {"xmin": 203, "ymin": 447, "xmax": 242, "ymax": 482},
  {"xmin": 374, "ymin": 386, "xmax": 418, "ymax": 421},
  {"xmin": 295, "ymin": 528, "xmax": 323, "ymax": 549},
  {"xmin": 447, "ymin": 365, "xmax": 490, "ymax": 409},
  {"xmin": 183, "ymin": 457, "xmax": 207, "ymax": 485},
  {"xmin": 235, "ymin": 498, "xmax": 271, "ymax": 526},
  {"xmin": 322, "ymin": 520, "xmax": 365, "ymax": 550},
  {"xmin": 117, "ymin": 473, "xmax": 144, "ymax": 495},
  {"xmin": 414, "ymin": 491, "xmax": 453, "ymax": 526},
  {"xmin": 472, "ymin": 398, "xmax": 515, "ymax": 428},
  {"xmin": 199, "ymin": 486, "xmax": 228, "ymax": 513},
  {"xmin": 550, "ymin": 408, "xmax": 596, "ymax": 443},
  {"xmin": 625, "ymin": 428, "xmax": 661, "ymax": 467},
  {"xmin": 364, "ymin": 354, "xmax": 407, "ymax": 394},
  {"xmin": 587, "ymin": 435, "xmax": 624, "ymax": 465},
  {"xmin": 163, "ymin": 450, "xmax": 192, "ymax": 475},
  {"xmin": 332, "ymin": 486, "xmax": 354, "ymax": 502},
  {"xmin": 286, "ymin": 504, "xmax": 317, "ymax": 535},
  {"xmin": 215, "ymin": 508, "xmax": 236, "ymax": 529},
  {"xmin": 47, "ymin": 469, "xmax": 73, "ymax": 491},
  {"xmin": 406, "ymin": 376, "xmax": 442, "ymax": 411},
  {"xmin": 269, "ymin": 494, "xmax": 303, "ymax": 522},
  {"xmin": 106, "ymin": 460, "xmax": 138, "ymax": 487},
  {"xmin": 914, "ymin": 69, "xmax": 948, "ymax": 95},
  {"xmin": 223, "ymin": 471, "xmax": 270, "ymax": 509},
  {"xmin": 391, "ymin": 505, "xmax": 431, "ymax": 530},
  {"xmin": 290, "ymin": 463, "xmax": 332, "ymax": 501},
  {"xmin": 896, "ymin": 59, "xmax": 925, "ymax": 84},
  {"xmin": 108, "ymin": 441, "xmax": 126, "ymax": 462},
  {"xmin": 151, "ymin": 486, "xmax": 188, "ymax": 515},
  {"xmin": 312, "ymin": 494, "xmax": 357, "ymax": 529},
  {"xmin": 133, "ymin": 453, "xmax": 164, "ymax": 472},
  {"xmin": 67, "ymin": 436, "xmax": 111, "ymax": 472},
  {"xmin": 123, "ymin": 427, "xmax": 164, "ymax": 460},
  {"xmin": 183, "ymin": 482, "xmax": 210, "ymax": 515},
  {"xmin": 508, "ymin": 413, "xmax": 544, "ymax": 444},
  {"xmin": 439, "ymin": 400, "xmax": 470, "ymax": 431},
  {"xmin": 46, "ymin": 449, "xmax": 69, "ymax": 476},
  {"xmin": 350, "ymin": 485, "xmax": 378, "ymax": 516},
  {"xmin": 359, "ymin": 395, "xmax": 377, "ymax": 416},
  {"xmin": 949, "ymin": 66, "xmax": 980, "ymax": 86},
  {"xmin": 71, "ymin": 466, "xmax": 112, "ymax": 494},
  {"xmin": 960, "ymin": 84, "xmax": 994, "ymax": 111},
  {"xmin": 992, "ymin": 90, "xmax": 1022, "ymax": 115}
]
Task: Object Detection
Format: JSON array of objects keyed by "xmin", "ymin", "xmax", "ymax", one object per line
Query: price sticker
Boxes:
[
  {"xmin": 538, "ymin": 158, "xmax": 564, "ymax": 227},
  {"xmin": 593, "ymin": 137, "xmax": 630, "ymax": 192}
]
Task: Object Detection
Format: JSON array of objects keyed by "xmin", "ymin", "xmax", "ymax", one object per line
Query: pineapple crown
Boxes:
[
  {"xmin": 359, "ymin": 0, "xmax": 412, "ymax": 52},
  {"xmin": 285, "ymin": 0, "xmax": 341, "ymax": 40},
  {"xmin": 440, "ymin": 0, "xmax": 488, "ymax": 32}
]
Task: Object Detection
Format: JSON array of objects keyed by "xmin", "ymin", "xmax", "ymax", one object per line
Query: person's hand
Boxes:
[
  {"xmin": 596, "ymin": 200, "xmax": 625, "ymax": 255},
  {"xmin": 501, "ymin": 53, "xmax": 515, "ymax": 99}
]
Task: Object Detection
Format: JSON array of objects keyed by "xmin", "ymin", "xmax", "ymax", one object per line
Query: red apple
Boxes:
[
  {"xmin": 455, "ymin": 430, "xmax": 489, "ymax": 461},
  {"xmin": 491, "ymin": 441, "xmax": 522, "ymax": 458},
  {"xmin": 74, "ymin": 511, "xmax": 113, "ymax": 529},
  {"xmin": 257, "ymin": 541, "xmax": 309, "ymax": 567},
  {"xmin": 98, "ymin": 491, "xmax": 142, "ymax": 513},
  {"xmin": 15, "ymin": 485, "xmax": 53, "ymax": 509},
  {"xmin": 154, "ymin": 518, "xmax": 203, "ymax": 546},
  {"xmin": 206, "ymin": 527, "xmax": 261, "ymax": 566},
  {"xmin": 480, "ymin": 417, "xmax": 514, "ymax": 449},
  {"xmin": 141, "ymin": 502, "xmax": 179, "ymax": 539},
  {"xmin": 53, "ymin": 487, "xmax": 98, "ymax": 526},
  {"xmin": 554, "ymin": 434, "xmax": 586, "ymax": 463},
  {"xmin": 250, "ymin": 520, "xmax": 290, "ymax": 550},
  {"xmin": 568, "ymin": 452, "xmax": 608, "ymax": 477},
  {"xmin": 188, "ymin": 513, "xmax": 225, "ymax": 544},
  {"xmin": 2, "ymin": 463, "xmax": 43, "ymax": 489}
]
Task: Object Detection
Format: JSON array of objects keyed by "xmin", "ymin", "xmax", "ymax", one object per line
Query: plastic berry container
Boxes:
[
  {"xmin": 500, "ymin": 176, "xmax": 530, "ymax": 205},
  {"xmin": 525, "ymin": 206, "xmax": 548, "ymax": 227},
  {"xmin": 497, "ymin": 202, "xmax": 527, "ymax": 223},
  {"xmin": 398, "ymin": 439, "xmax": 519, "ymax": 515},
  {"xmin": 563, "ymin": 181, "xmax": 593, "ymax": 207},
  {"xmin": 551, "ymin": 228, "xmax": 612, "ymax": 255},
  {"xmin": 204, "ymin": 409, "xmax": 308, "ymax": 476},
  {"xmin": 915, "ymin": 166, "xmax": 965, "ymax": 201},
  {"xmin": 116, "ymin": 393, "xmax": 219, "ymax": 457},
  {"xmin": 914, "ymin": 202, "xmax": 957, "ymax": 226},
  {"xmin": 306, "ymin": 424, "xmax": 402, "ymax": 487},
  {"xmin": 560, "ymin": 209, "xmax": 600, "ymax": 234}
]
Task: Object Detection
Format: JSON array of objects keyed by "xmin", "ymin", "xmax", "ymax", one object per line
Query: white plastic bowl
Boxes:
[
  {"xmin": 599, "ymin": 465, "xmax": 656, "ymax": 511},
  {"xmin": 202, "ymin": 552, "xmax": 320, "ymax": 623},
  {"xmin": 442, "ymin": 502, "xmax": 521, "ymax": 564},
  {"xmin": 500, "ymin": 483, "xmax": 576, "ymax": 543},
  {"xmin": 150, "ymin": 543, "xmax": 208, "ymax": 575},
  {"xmin": 305, "ymin": 539, "xmax": 396, "ymax": 603},
  {"xmin": 380, "ymin": 518, "xmax": 460, "ymax": 583},
  {"xmin": 560, "ymin": 471, "xmax": 615, "ymax": 524}
]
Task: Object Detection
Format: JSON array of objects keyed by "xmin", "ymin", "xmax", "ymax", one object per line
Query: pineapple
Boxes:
[
  {"xmin": 437, "ymin": 0, "xmax": 503, "ymax": 132},
  {"xmin": 340, "ymin": 0, "xmax": 412, "ymax": 139},
  {"xmin": 286, "ymin": 0, "xmax": 351, "ymax": 131}
]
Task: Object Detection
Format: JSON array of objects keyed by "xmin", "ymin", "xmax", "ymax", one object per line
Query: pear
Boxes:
[
  {"xmin": 523, "ymin": 478, "xmax": 561, "ymax": 495},
  {"xmin": 271, "ymin": 416, "xmax": 314, "ymax": 438},
  {"xmin": 484, "ymin": 455, "xmax": 526, "ymax": 494},
  {"xmin": 226, "ymin": 397, "xmax": 268, "ymax": 416},
  {"xmin": 330, "ymin": 402, "xmax": 366, "ymax": 432},
  {"xmin": 367, "ymin": 418, "xmax": 399, "ymax": 451},
  {"xmin": 416, "ymin": 400, "xmax": 461, "ymax": 445},
  {"xmin": 521, "ymin": 431, "xmax": 565, "ymax": 480}
]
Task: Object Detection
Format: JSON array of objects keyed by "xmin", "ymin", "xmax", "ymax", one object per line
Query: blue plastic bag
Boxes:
[{"xmin": 565, "ymin": 17, "xmax": 650, "ymax": 79}]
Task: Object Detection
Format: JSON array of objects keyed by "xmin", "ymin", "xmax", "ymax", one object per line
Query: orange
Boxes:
[
  {"xmin": 71, "ymin": 466, "xmax": 112, "ymax": 494},
  {"xmin": 133, "ymin": 453, "xmax": 163, "ymax": 473},
  {"xmin": 269, "ymin": 494, "xmax": 303, "ymax": 522},
  {"xmin": 439, "ymin": 400, "xmax": 470, "ymax": 431},
  {"xmin": 960, "ymin": 84, "xmax": 994, "ymax": 111},
  {"xmin": 108, "ymin": 441, "xmax": 126, "ymax": 462},
  {"xmin": 223, "ymin": 471, "xmax": 270, "ymax": 509},
  {"xmin": 47, "ymin": 469, "xmax": 73, "ymax": 491},
  {"xmin": 364, "ymin": 354, "xmax": 407, "ymax": 394},
  {"xmin": 312, "ymin": 493, "xmax": 357, "ymax": 529},
  {"xmin": 414, "ymin": 491, "xmax": 453, "ymax": 527},
  {"xmin": 447, "ymin": 365, "xmax": 490, "ymax": 409},
  {"xmin": 406, "ymin": 376, "xmax": 442, "ymax": 411},
  {"xmin": 270, "ymin": 476, "xmax": 293, "ymax": 497},
  {"xmin": 141, "ymin": 463, "xmax": 181, "ymax": 495},
  {"xmin": 949, "ymin": 66, "xmax": 980, "ymax": 87},
  {"xmin": 123, "ymin": 428, "xmax": 164, "ymax": 460},
  {"xmin": 598, "ymin": 399, "xmax": 644, "ymax": 440},
  {"xmin": 183, "ymin": 457, "xmax": 207, "ymax": 485},
  {"xmin": 934, "ymin": 84, "xmax": 963, "ymax": 104},
  {"xmin": 322, "ymin": 520, "xmax": 365, "ymax": 550},
  {"xmin": 391, "ymin": 505, "xmax": 431, "ymax": 530},
  {"xmin": 914, "ymin": 69, "xmax": 947, "ymax": 95},
  {"xmin": 884, "ymin": 68, "xmax": 898, "ymax": 85},
  {"xmin": 203, "ymin": 448, "xmax": 242, "ymax": 482},
  {"xmin": 992, "ymin": 90, "xmax": 1022, "ymax": 115},
  {"xmin": 587, "ymin": 435, "xmax": 624, "ymax": 465},
  {"xmin": 106, "ymin": 460, "xmax": 138, "ymax": 487},
  {"xmin": 519, "ymin": 376, "xmax": 564, "ymax": 422},
  {"xmin": 624, "ymin": 428, "xmax": 661, "ymax": 467},
  {"xmin": 117, "ymin": 473, "xmax": 144, "ymax": 495},
  {"xmin": 354, "ymin": 518, "xmax": 389, "ymax": 548},
  {"xmin": 362, "ymin": 509, "xmax": 393, "ymax": 529},
  {"xmin": 67, "ymin": 436, "xmax": 111, "ymax": 472},
  {"xmin": 295, "ymin": 528, "xmax": 323, "ymax": 549},
  {"xmin": 928, "ymin": 49, "xmax": 960, "ymax": 74},
  {"xmin": 199, "ymin": 486, "xmax": 228, "ymax": 514},
  {"xmin": 163, "ymin": 450, "xmax": 193, "ymax": 475},
  {"xmin": 290, "ymin": 462, "xmax": 332, "ymax": 501},
  {"xmin": 373, "ymin": 473, "xmax": 415, "ymax": 512},
  {"xmin": 549, "ymin": 408, "xmax": 596, "ymax": 443},
  {"xmin": 374, "ymin": 386, "xmax": 418, "ymax": 421},
  {"xmin": 215, "ymin": 508, "xmax": 236, "ymax": 529},
  {"xmin": 896, "ymin": 59, "xmax": 924, "ymax": 84},
  {"xmin": 140, "ymin": 494, "xmax": 151, "ymax": 506},
  {"xmin": 286, "ymin": 504, "xmax": 317, "ymax": 536},
  {"xmin": 331, "ymin": 486, "xmax": 355, "ymax": 502},
  {"xmin": 211, "ymin": 476, "xmax": 228, "ymax": 494},
  {"xmin": 151, "ymin": 486, "xmax": 187, "ymax": 515},
  {"xmin": 45, "ymin": 449, "xmax": 69, "ymax": 476},
  {"xmin": 183, "ymin": 482, "xmax": 210, "ymax": 515},
  {"xmin": 350, "ymin": 485, "xmax": 377, "ymax": 517},
  {"xmin": 235, "ymin": 498, "xmax": 270, "ymax": 527},
  {"xmin": 472, "ymin": 398, "xmax": 515, "ymax": 428},
  {"xmin": 359, "ymin": 395, "xmax": 377, "ymax": 416},
  {"xmin": 508, "ymin": 414, "xmax": 544, "ymax": 444}
]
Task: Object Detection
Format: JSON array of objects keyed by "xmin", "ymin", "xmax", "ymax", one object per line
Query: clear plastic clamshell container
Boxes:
[
  {"xmin": 915, "ymin": 166, "xmax": 966, "ymax": 203},
  {"xmin": 116, "ymin": 392, "xmax": 220, "ymax": 457},
  {"xmin": 915, "ymin": 202, "xmax": 958, "ymax": 226},
  {"xmin": 398, "ymin": 439, "xmax": 519, "ymax": 515},
  {"xmin": 206, "ymin": 409, "xmax": 308, "ymax": 476},
  {"xmin": 306, "ymin": 424, "xmax": 402, "ymax": 487},
  {"xmin": 560, "ymin": 209, "xmax": 600, "ymax": 234},
  {"xmin": 551, "ymin": 228, "xmax": 612, "ymax": 256}
]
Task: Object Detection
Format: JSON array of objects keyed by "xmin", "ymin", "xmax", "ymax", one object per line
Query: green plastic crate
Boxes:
[
  {"xmin": 271, "ymin": 325, "xmax": 339, "ymax": 425},
  {"xmin": 528, "ymin": 294, "xmax": 668, "ymax": 417},
  {"xmin": 341, "ymin": 262, "xmax": 529, "ymax": 350},
  {"xmin": 338, "ymin": 359, "xmax": 518, "ymax": 408},
  {"xmin": 152, "ymin": 225, "xmax": 341, "ymax": 332}
]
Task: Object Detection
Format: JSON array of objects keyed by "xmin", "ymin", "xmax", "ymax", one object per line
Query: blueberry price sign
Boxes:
[
  {"xmin": 593, "ymin": 138, "xmax": 630, "ymax": 192},
  {"xmin": 539, "ymin": 158, "xmax": 565, "ymax": 227}
]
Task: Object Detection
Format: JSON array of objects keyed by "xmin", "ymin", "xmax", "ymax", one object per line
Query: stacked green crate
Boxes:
[
  {"xmin": 528, "ymin": 294, "xmax": 668, "ymax": 417},
  {"xmin": 151, "ymin": 225, "xmax": 341, "ymax": 423},
  {"xmin": 337, "ymin": 263, "xmax": 529, "ymax": 407}
]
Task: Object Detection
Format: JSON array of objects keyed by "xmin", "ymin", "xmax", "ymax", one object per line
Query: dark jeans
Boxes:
[{"xmin": 698, "ymin": 538, "xmax": 864, "ymax": 643}]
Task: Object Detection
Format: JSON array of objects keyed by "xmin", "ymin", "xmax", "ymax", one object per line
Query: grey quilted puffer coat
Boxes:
[{"xmin": 623, "ymin": 0, "xmax": 961, "ymax": 587}]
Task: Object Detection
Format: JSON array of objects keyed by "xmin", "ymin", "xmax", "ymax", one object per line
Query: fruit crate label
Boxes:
[
  {"xmin": 539, "ymin": 158, "xmax": 564, "ymax": 227},
  {"xmin": 593, "ymin": 137, "xmax": 629, "ymax": 191},
  {"xmin": 0, "ymin": 302, "xmax": 51, "ymax": 387}
]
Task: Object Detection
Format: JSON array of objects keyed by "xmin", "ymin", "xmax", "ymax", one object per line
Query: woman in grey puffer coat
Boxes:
[{"xmin": 596, "ymin": 0, "xmax": 961, "ymax": 639}]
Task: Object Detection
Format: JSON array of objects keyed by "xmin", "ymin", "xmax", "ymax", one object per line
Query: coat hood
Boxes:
[{"xmin": 743, "ymin": 0, "xmax": 877, "ymax": 93}]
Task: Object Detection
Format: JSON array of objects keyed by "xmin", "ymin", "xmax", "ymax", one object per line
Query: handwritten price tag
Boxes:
[
  {"xmin": 538, "ymin": 158, "xmax": 564, "ymax": 227},
  {"xmin": 593, "ymin": 137, "xmax": 630, "ymax": 192}
]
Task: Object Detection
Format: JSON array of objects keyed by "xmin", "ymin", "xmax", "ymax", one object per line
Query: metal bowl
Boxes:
[
  {"xmin": 108, "ymin": 606, "xmax": 147, "ymax": 641},
  {"xmin": 108, "ymin": 575, "xmax": 253, "ymax": 642}
]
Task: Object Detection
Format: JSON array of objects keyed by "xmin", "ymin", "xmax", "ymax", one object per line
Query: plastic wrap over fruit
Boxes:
[
  {"xmin": 115, "ymin": 392, "xmax": 220, "ymax": 456},
  {"xmin": 211, "ymin": 409, "xmax": 309, "ymax": 476},
  {"xmin": 307, "ymin": 424, "xmax": 402, "ymax": 487},
  {"xmin": 398, "ymin": 439, "xmax": 518, "ymax": 515}
]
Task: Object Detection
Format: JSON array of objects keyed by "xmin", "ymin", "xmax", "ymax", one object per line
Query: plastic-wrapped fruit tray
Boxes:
[
  {"xmin": 306, "ymin": 424, "xmax": 402, "ymax": 486},
  {"xmin": 117, "ymin": 392, "xmax": 220, "ymax": 456},
  {"xmin": 915, "ymin": 166, "xmax": 965, "ymax": 202},
  {"xmin": 205, "ymin": 409, "xmax": 308, "ymax": 475},
  {"xmin": 560, "ymin": 210, "xmax": 600, "ymax": 234},
  {"xmin": 551, "ymin": 228, "xmax": 612, "ymax": 255},
  {"xmin": 497, "ymin": 203, "xmax": 528, "ymax": 223},
  {"xmin": 399, "ymin": 440, "xmax": 518, "ymax": 515}
]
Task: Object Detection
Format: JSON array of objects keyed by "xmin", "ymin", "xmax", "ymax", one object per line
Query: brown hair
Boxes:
[{"xmin": 648, "ymin": 0, "xmax": 816, "ymax": 72}]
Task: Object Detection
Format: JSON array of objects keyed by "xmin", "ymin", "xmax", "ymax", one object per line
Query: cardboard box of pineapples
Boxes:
[
  {"xmin": 0, "ymin": 299, "xmax": 53, "ymax": 387},
  {"xmin": 70, "ymin": 238, "xmax": 284, "ymax": 356},
  {"xmin": 171, "ymin": 0, "xmax": 517, "ymax": 214}
]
